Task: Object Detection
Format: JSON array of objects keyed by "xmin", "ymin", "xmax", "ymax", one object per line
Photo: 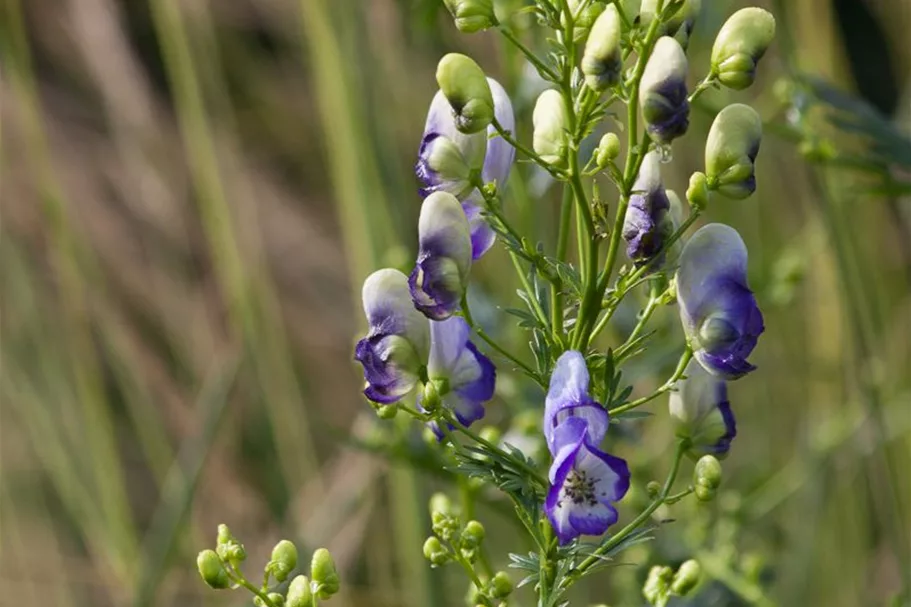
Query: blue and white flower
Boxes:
[
  {"xmin": 543, "ymin": 351, "xmax": 609, "ymax": 452},
  {"xmin": 669, "ymin": 360, "xmax": 736, "ymax": 456},
  {"xmin": 355, "ymin": 269, "xmax": 430, "ymax": 404},
  {"xmin": 422, "ymin": 316, "xmax": 496, "ymax": 437},
  {"xmin": 622, "ymin": 151, "xmax": 672, "ymax": 265},
  {"xmin": 676, "ymin": 224, "xmax": 764, "ymax": 379},
  {"xmin": 639, "ymin": 37, "xmax": 690, "ymax": 143},
  {"xmin": 409, "ymin": 192, "xmax": 473, "ymax": 320}
]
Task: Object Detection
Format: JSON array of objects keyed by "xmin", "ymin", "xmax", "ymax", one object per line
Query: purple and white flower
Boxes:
[
  {"xmin": 416, "ymin": 78, "xmax": 515, "ymax": 260},
  {"xmin": 622, "ymin": 151, "xmax": 672, "ymax": 265},
  {"xmin": 409, "ymin": 192, "xmax": 473, "ymax": 320},
  {"xmin": 676, "ymin": 224, "xmax": 764, "ymax": 379},
  {"xmin": 669, "ymin": 360, "xmax": 736, "ymax": 456},
  {"xmin": 355, "ymin": 269, "xmax": 430, "ymax": 404},
  {"xmin": 543, "ymin": 351, "xmax": 630, "ymax": 545},
  {"xmin": 422, "ymin": 316, "xmax": 496, "ymax": 437},
  {"xmin": 545, "ymin": 416, "xmax": 631, "ymax": 545},
  {"xmin": 639, "ymin": 37, "xmax": 690, "ymax": 143}
]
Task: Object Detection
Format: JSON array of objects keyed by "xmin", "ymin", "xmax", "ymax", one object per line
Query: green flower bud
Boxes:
[
  {"xmin": 270, "ymin": 540, "xmax": 298, "ymax": 582},
  {"xmin": 670, "ymin": 559, "xmax": 701, "ymax": 595},
  {"xmin": 646, "ymin": 481, "xmax": 661, "ymax": 498},
  {"xmin": 711, "ymin": 8, "xmax": 776, "ymax": 90},
  {"xmin": 595, "ymin": 132, "xmax": 621, "ymax": 168},
  {"xmin": 686, "ymin": 172, "xmax": 709, "ymax": 209},
  {"xmin": 215, "ymin": 524, "xmax": 246, "ymax": 563},
  {"xmin": 532, "ymin": 89, "xmax": 570, "ymax": 168},
  {"xmin": 462, "ymin": 520, "xmax": 486, "ymax": 547},
  {"xmin": 287, "ymin": 576, "xmax": 313, "ymax": 607},
  {"xmin": 694, "ymin": 483, "xmax": 716, "ymax": 502},
  {"xmin": 422, "ymin": 380, "xmax": 442, "ymax": 413},
  {"xmin": 197, "ymin": 549, "xmax": 231, "ymax": 589},
  {"xmin": 423, "ymin": 537, "xmax": 450, "ymax": 566},
  {"xmin": 643, "ymin": 565, "xmax": 674, "ymax": 606},
  {"xmin": 694, "ymin": 454, "xmax": 722, "ymax": 490},
  {"xmin": 436, "ymin": 54, "xmax": 494, "ymax": 134},
  {"xmin": 268, "ymin": 592, "xmax": 286, "ymax": 606},
  {"xmin": 490, "ymin": 571, "xmax": 513, "ymax": 598},
  {"xmin": 216, "ymin": 524, "xmax": 234, "ymax": 547},
  {"xmin": 310, "ymin": 548, "xmax": 340, "ymax": 599},
  {"xmin": 705, "ymin": 104, "xmax": 763, "ymax": 200},
  {"xmin": 563, "ymin": 0, "xmax": 606, "ymax": 42},
  {"xmin": 375, "ymin": 403, "xmax": 398, "ymax": 419},
  {"xmin": 581, "ymin": 5, "xmax": 622, "ymax": 92},
  {"xmin": 443, "ymin": 0, "xmax": 497, "ymax": 33}
]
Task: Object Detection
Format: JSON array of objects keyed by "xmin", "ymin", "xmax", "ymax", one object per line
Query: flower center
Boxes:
[{"xmin": 563, "ymin": 469, "xmax": 598, "ymax": 507}]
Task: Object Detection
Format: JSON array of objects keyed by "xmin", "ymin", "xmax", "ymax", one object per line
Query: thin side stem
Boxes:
[
  {"xmin": 460, "ymin": 293, "xmax": 541, "ymax": 382},
  {"xmin": 609, "ymin": 348, "xmax": 692, "ymax": 416}
]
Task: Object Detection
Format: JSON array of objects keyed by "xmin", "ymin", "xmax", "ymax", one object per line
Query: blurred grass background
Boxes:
[{"xmin": 0, "ymin": 0, "xmax": 909, "ymax": 605}]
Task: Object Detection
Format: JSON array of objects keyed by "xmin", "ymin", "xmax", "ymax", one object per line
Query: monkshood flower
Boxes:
[
  {"xmin": 416, "ymin": 89, "xmax": 488, "ymax": 200},
  {"xmin": 410, "ymin": 192, "xmax": 473, "ymax": 320},
  {"xmin": 355, "ymin": 269, "xmax": 430, "ymax": 404},
  {"xmin": 622, "ymin": 151, "xmax": 671, "ymax": 265},
  {"xmin": 669, "ymin": 360, "xmax": 737, "ymax": 457},
  {"xmin": 676, "ymin": 224, "xmax": 764, "ymax": 379},
  {"xmin": 705, "ymin": 103, "xmax": 763, "ymax": 199},
  {"xmin": 543, "ymin": 351, "xmax": 630, "ymax": 545},
  {"xmin": 711, "ymin": 8, "xmax": 776, "ymax": 90},
  {"xmin": 581, "ymin": 4, "xmax": 622, "ymax": 92},
  {"xmin": 436, "ymin": 53, "xmax": 494, "ymax": 134},
  {"xmin": 545, "ymin": 417, "xmax": 631, "ymax": 544},
  {"xmin": 422, "ymin": 316, "xmax": 496, "ymax": 437},
  {"xmin": 639, "ymin": 37, "xmax": 690, "ymax": 143},
  {"xmin": 533, "ymin": 89, "xmax": 570, "ymax": 168},
  {"xmin": 442, "ymin": 0, "xmax": 497, "ymax": 33}
]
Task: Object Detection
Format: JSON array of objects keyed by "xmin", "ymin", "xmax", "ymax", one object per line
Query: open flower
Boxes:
[
  {"xmin": 669, "ymin": 360, "xmax": 736, "ymax": 457},
  {"xmin": 622, "ymin": 151, "xmax": 672, "ymax": 265},
  {"xmin": 410, "ymin": 192, "xmax": 473, "ymax": 320},
  {"xmin": 639, "ymin": 37, "xmax": 690, "ymax": 143},
  {"xmin": 543, "ymin": 351, "xmax": 629, "ymax": 544},
  {"xmin": 355, "ymin": 269, "xmax": 430, "ymax": 404},
  {"xmin": 545, "ymin": 416, "xmax": 630, "ymax": 545},
  {"xmin": 422, "ymin": 316, "xmax": 496, "ymax": 437},
  {"xmin": 676, "ymin": 224, "xmax": 764, "ymax": 379}
]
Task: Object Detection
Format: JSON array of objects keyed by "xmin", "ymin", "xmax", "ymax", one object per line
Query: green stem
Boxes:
[
  {"xmin": 448, "ymin": 413, "xmax": 547, "ymax": 488},
  {"xmin": 551, "ymin": 186, "xmax": 574, "ymax": 344},
  {"xmin": 609, "ymin": 348, "xmax": 692, "ymax": 415},
  {"xmin": 225, "ymin": 563, "xmax": 279, "ymax": 607},
  {"xmin": 461, "ymin": 293, "xmax": 541, "ymax": 382},
  {"xmin": 497, "ymin": 26, "xmax": 560, "ymax": 83},
  {"xmin": 571, "ymin": 440, "xmax": 687, "ymax": 579},
  {"xmin": 491, "ymin": 117, "xmax": 564, "ymax": 179},
  {"xmin": 509, "ymin": 252, "xmax": 551, "ymax": 332}
]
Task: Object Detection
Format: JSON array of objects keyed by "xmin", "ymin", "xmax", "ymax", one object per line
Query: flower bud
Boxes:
[
  {"xmin": 287, "ymin": 576, "xmax": 313, "ymax": 607},
  {"xmin": 436, "ymin": 54, "xmax": 494, "ymax": 134},
  {"xmin": 423, "ymin": 537, "xmax": 450, "ymax": 566},
  {"xmin": 694, "ymin": 454, "xmax": 722, "ymax": 490},
  {"xmin": 421, "ymin": 380, "xmax": 442, "ymax": 413},
  {"xmin": 581, "ymin": 5, "xmax": 622, "ymax": 92},
  {"xmin": 443, "ymin": 0, "xmax": 497, "ymax": 33},
  {"xmin": 643, "ymin": 565, "xmax": 673, "ymax": 606},
  {"xmin": 705, "ymin": 104, "xmax": 763, "ymax": 200},
  {"xmin": 641, "ymin": 0, "xmax": 701, "ymax": 47},
  {"xmin": 490, "ymin": 571, "xmax": 513, "ymax": 598},
  {"xmin": 310, "ymin": 548, "xmax": 340, "ymax": 599},
  {"xmin": 595, "ymin": 132, "xmax": 621, "ymax": 168},
  {"xmin": 686, "ymin": 172, "xmax": 709, "ymax": 209},
  {"xmin": 622, "ymin": 151, "xmax": 671, "ymax": 265},
  {"xmin": 376, "ymin": 403, "xmax": 398, "ymax": 419},
  {"xmin": 462, "ymin": 520, "xmax": 486, "ymax": 547},
  {"xmin": 533, "ymin": 89, "xmax": 570, "ymax": 168},
  {"xmin": 270, "ymin": 540, "xmax": 298, "ymax": 582},
  {"xmin": 216, "ymin": 524, "xmax": 234, "ymax": 547},
  {"xmin": 711, "ymin": 8, "xmax": 776, "ymax": 90},
  {"xmin": 216, "ymin": 525, "xmax": 246, "ymax": 563},
  {"xmin": 267, "ymin": 593, "xmax": 286, "ymax": 606},
  {"xmin": 645, "ymin": 481, "xmax": 661, "ymax": 498},
  {"xmin": 694, "ymin": 483, "xmax": 715, "ymax": 502},
  {"xmin": 197, "ymin": 549, "xmax": 230, "ymax": 589},
  {"xmin": 669, "ymin": 361, "xmax": 736, "ymax": 457},
  {"xmin": 671, "ymin": 559, "xmax": 702, "ymax": 596},
  {"xmin": 563, "ymin": 0, "xmax": 605, "ymax": 41},
  {"xmin": 639, "ymin": 37, "xmax": 690, "ymax": 143}
]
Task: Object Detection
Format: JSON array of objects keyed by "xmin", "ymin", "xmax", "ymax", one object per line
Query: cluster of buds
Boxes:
[
  {"xmin": 643, "ymin": 559, "xmax": 703, "ymax": 607},
  {"xmin": 196, "ymin": 525, "xmax": 339, "ymax": 607}
]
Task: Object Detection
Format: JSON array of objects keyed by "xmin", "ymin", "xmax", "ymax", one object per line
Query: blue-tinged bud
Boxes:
[
  {"xmin": 671, "ymin": 559, "xmax": 702, "ymax": 596},
  {"xmin": 287, "ymin": 576, "xmax": 313, "ymax": 607},
  {"xmin": 641, "ymin": 0, "xmax": 701, "ymax": 46},
  {"xmin": 310, "ymin": 548, "xmax": 340, "ymax": 599},
  {"xmin": 436, "ymin": 54, "xmax": 494, "ymax": 134},
  {"xmin": 705, "ymin": 104, "xmax": 763, "ymax": 199},
  {"xmin": 355, "ymin": 269, "xmax": 431, "ymax": 404},
  {"xmin": 197, "ymin": 550, "xmax": 230, "ymax": 589},
  {"xmin": 639, "ymin": 37, "xmax": 690, "ymax": 143},
  {"xmin": 409, "ymin": 192, "xmax": 472, "ymax": 320},
  {"xmin": 595, "ymin": 132, "xmax": 621, "ymax": 168},
  {"xmin": 711, "ymin": 8, "xmax": 776, "ymax": 90},
  {"xmin": 676, "ymin": 224, "xmax": 764, "ymax": 379},
  {"xmin": 533, "ymin": 89, "xmax": 570, "ymax": 168},
  {"xmin": 622, "ymin": 151, "xmax": 671, "ymax": 265},
  {"xmin": 270, "ymin": 540, "xmax": 298, "ymax": 582},
  {"xmin": 581, "ymin": 5, "xmax": 622, "ymax": 92},
  {"xmin": 669, "ymin": 360, "xmax": 736, "ymax": 457},
  {"xmin": 443, "ymin": 0, "xmax": 497, "ymax": 33}
]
